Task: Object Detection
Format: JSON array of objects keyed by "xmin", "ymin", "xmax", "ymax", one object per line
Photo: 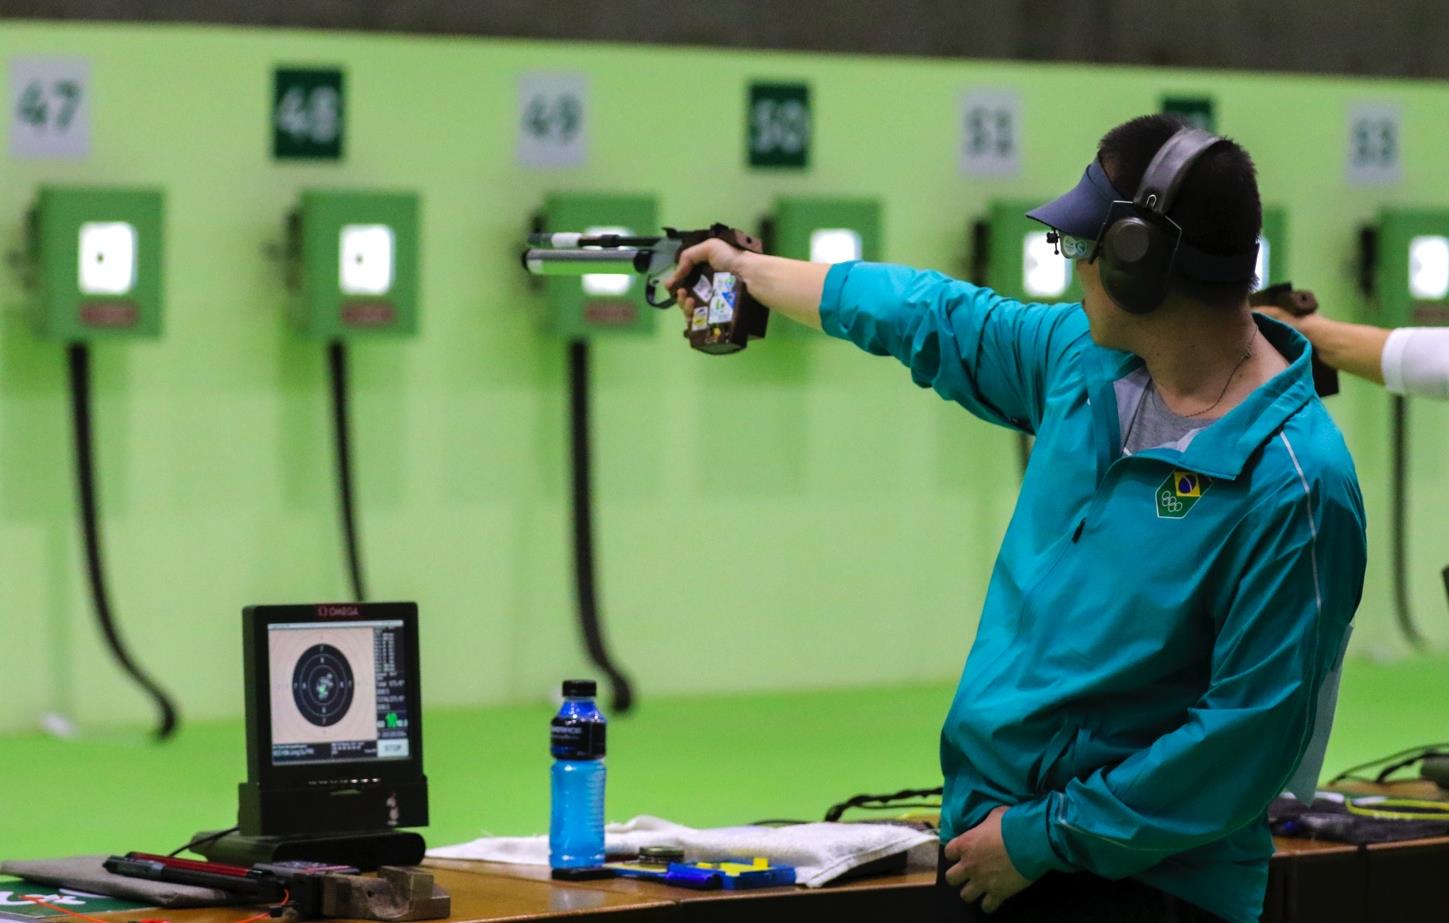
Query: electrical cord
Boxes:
[
  {"xmin": 1390, "ymin": 395, "xmax": 1427, "ymax": 650},
  {"xmin": 68, "ymin": 343, "xmax": 179, "ymax": 740},
  {"xmin": 328, "ymin": 340, "xmax": 367, "ymax": 602},
  {"xmin": 167, "ymin": 825, "xmax": 241, "ymax": 857},
  {"xmin": 567, "ymin": 339, "xmax": 635, "ymax": 714},
  {"xmin": 233, "ymin": 888, "xmax": 291, "ymax": 923}
]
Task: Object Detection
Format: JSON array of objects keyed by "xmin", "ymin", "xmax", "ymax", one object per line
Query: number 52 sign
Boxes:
[{"xmin": 9, "ymin": 56, "xmax": 91, "ymax": 159}]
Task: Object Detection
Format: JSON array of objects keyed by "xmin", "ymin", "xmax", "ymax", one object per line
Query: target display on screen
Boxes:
[
  {"xmin": 291, "ymin": 643, "xmax": 356, "ymax": 726},
  {"xmin": 266, "ymin": 619, "xmax": 411, "ymax": 766}
]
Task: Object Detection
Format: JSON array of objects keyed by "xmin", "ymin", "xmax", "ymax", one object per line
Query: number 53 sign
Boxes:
[{"xmin": 9, "ymin": 56, "xmax": 91, "ymax": 159}]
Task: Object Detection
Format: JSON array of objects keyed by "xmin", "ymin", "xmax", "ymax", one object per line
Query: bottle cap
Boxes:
[
  {"xmin": 562, "ymin": 679, "xmax": 597, "ymax": 698},
  {"xmin": 638, "ymin": 846, "xmax": 684, "ymax": 867}
]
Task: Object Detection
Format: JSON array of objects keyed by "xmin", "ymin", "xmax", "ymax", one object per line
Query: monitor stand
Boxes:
[{"xmin": 193, "ymin": 829, "xmax": 426, "ymax": 870}]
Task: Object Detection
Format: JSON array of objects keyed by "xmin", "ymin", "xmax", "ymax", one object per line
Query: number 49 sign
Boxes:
[{"xmin": 517, "ymin": 73, "xmax": 588, "ymax": 169}]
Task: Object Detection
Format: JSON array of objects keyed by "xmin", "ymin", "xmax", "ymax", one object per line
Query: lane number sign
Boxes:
[
  {"xmin": 748, "ymin": 82, "xmax": 810, "ymax": 170},
  {"xmin": 9, "ymin": 56, "xmax": 91, "ymax": 159},
  {"xmin": 959, "ymin": 89, "xmax": 1020, "ymax": 177},
  {"xmin": 273, "ymin": 67, "xmax": 345, "ymax": 161},
  {"xmin": 1346, "ymin": 102, "xmax": 1401, "ymax": 186},
  {"xmin": 517, "ymin": 73, "xmax": 588, "ymax": 169}
]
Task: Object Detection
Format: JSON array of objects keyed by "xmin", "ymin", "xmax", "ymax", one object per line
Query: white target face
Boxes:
[
  {"xmin": 1408, "ymin": 235, "xmax": 1449, "ymax": 300},
  {"xmin": 1023, "ymin": 231, "xmax": 1071, "ymax": 298},
  {"xmin": 339, "ymin": 224, "xmax": 396, "ymax": 296},
  {"xmin": 809, "ymin": 228, "xmax": 862, "ymax": 264},
  {"xmin": 581, "ymin": 225, "xmax": 633, "ymax": 296},
  {"xmin": 1255, "ymin": 236, "xmax": 1270, "ymax": 287},
  {"xmin": 78, "ymin": 222, "xmax": 138, "ymax": 295}
]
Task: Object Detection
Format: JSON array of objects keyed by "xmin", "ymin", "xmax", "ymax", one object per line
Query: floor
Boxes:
[{"xmin": 1, "ymin": 655, "xmax": 1446, "ymax": 862}]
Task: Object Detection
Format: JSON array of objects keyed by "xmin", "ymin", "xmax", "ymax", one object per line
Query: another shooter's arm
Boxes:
[
  {"xmin": 1253, "ymin": 297, "xmax": 1388, "ymax": 385},
  {"xmin": 666, "ymin": 241, "xmax": 830, "ymax": 331}
]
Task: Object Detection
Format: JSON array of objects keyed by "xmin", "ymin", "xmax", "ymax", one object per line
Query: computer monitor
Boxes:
[{"xmin": 241, "ymin": 602, "xmax": 427, "ymax": 836}]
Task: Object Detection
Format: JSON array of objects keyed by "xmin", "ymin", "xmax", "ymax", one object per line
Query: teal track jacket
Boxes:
[{"xmin": 819, "ymin": 262, "xmax": 1367, "ymax": 923}]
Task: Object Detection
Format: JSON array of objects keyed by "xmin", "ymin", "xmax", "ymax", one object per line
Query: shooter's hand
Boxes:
[
  {"xmin": 665, "ymin": 239, "xmax": 751, "ymax": 319},
  {"xmin": 943, "ymin": 807, "xmax": 1033, "ymax": 913}
]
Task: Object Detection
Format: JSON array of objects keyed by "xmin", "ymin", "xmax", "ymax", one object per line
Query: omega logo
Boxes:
[{"xmin": 316, "ymin": 604, "xmax": 361, "ymax": 618}]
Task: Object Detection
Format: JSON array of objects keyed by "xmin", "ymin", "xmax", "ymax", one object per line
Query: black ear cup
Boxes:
[
  {"xmin": 1100, "ymin": 216, "xmax": 1174, "ymax": 314},
  {"xmin": 1094, "ymin": 126, "xmax": 1227, "ymax": 316}
]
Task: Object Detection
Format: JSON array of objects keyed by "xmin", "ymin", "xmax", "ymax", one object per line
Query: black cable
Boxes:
[
  {"xmin": 1443, "ymin": 564, "xmax": 1449, "ymax": 620},
  {"xmin": 67, "ymin": 343, "xmax": 179, "ymax": 740},
  {"xmin": 567, "ymin": 339, "xmax": 635, "ymax": 714},
  {"xmin": 1390, "ymin": 395, "xmax": 1427, "ymax": 650},
  {"xmin": 1373, "ymin": 751, "xmax": 1449, "ymax": 784},
  {"xmin": 824, "ymin": 786, "xmax": 944, "ymax": 823},
  {"xmin": 328, "ymin": 340, "xmax": 366, "ymax": 602},
  {"xmin": 167, "ymin": 825, "xmax": 240, "ymax": 857},
  {"xmin": 1328, "ymin": 742, "xmax": 1449, "ymax": 785}
]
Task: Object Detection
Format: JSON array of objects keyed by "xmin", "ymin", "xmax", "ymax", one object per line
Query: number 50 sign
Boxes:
[{"xmin": 9, "ymin": 56, "xmax": 91, "ymax": 159}]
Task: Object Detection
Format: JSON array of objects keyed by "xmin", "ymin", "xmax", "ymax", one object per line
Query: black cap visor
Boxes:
[{"xmin": 1026, "ymin": 159, "xmax": 1122, "ymax": 240}]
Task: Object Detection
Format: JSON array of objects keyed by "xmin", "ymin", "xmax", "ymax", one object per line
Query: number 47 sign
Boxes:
[{"xmin": 9, "ymin": 56, "xmax": 91, "ymax": 159}]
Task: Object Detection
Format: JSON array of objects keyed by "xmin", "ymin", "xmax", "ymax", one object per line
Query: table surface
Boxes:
[{"xmin": 75, "ymin": 781, "xmax": 1449, "ymax": 923}]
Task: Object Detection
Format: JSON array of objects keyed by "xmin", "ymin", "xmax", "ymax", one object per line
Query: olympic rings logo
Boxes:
[{"xmin": 1159, "ymin": 489, "xmax": 1185, "ymax": 514}]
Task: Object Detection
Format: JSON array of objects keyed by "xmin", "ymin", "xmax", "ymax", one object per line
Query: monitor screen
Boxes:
[{"xmin": 266, "ymin": 618, "xmax": 412, "ymax": 766}]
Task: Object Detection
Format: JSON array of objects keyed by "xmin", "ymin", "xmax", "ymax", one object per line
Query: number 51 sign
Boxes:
[{"xmin": 9, "ymin": 56, "xmax": 91, "ymax": 159}]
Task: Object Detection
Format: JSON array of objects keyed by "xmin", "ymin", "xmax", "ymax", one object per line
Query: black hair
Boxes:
[{"xmin": 1098, "ymin": 114, "xmax": 1262, "ymax": 307}]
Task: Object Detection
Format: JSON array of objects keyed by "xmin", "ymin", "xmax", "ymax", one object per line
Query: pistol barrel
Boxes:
[
  {"xmin": 527, "ymin": 232, "xmax": 660, "ymax": 249},
  {"xmin": 521, "ymin": 248, "xmax": 646, "ymax": 276}
]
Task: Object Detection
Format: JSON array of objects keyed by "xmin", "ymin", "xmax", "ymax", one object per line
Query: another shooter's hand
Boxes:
[
  {"xmin": 943, "ymin": 807, "xmax": 1033, "ymax": 913},
  {"xmin": 664, "ymin": 239, "xmax": 752, "ymax": 321},
  {"xmin": 1253, "ymin": 304, "xmax": 1319, "ymax": 335}
]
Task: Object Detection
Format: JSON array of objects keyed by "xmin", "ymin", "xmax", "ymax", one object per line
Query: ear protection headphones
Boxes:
[{"xmin": 1095, "ymin": 127, "xmax": 1260, "ymax": 315}]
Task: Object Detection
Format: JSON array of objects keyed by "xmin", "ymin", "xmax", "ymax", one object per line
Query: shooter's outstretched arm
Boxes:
[{"xmin": 666, "ymin": 243, "xmax": 830, "ymax": 332}]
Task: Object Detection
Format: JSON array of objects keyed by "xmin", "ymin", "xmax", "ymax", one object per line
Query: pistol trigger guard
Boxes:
[
  {"xmin": 642, "ymin": 245, "xmax": 684, "ymax": 309},
  {"xmin": 645, "ymin": 278, "xmax": 677, "ymax": 309}
]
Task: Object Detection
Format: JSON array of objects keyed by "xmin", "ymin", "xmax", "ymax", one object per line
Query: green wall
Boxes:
[{"xmin": 2, "ymin": 22, "xmax": 1448, "ymax": 735}]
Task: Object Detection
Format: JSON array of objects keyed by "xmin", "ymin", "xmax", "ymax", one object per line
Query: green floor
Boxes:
[{"xmin": 2, "ymin": 656, "xmax": 1447, "ymax": 862}]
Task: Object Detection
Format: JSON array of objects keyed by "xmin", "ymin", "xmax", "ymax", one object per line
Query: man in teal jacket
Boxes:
[{"xmin": 667, "ymin": 115, "xmax": 1366, "ymax": 922}]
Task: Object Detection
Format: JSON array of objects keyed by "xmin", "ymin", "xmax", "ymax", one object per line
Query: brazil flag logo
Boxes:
[{"xmin": 1156, "ymin": 470, "xmax": 1213, "ymax": 519}]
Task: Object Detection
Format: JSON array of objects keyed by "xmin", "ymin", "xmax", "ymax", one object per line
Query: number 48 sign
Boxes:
[
  {"xmin": 273, "ymin": 67, "xmax": 345, "ymax": 161},
  {"xmin": 9, "ymin": 56, "xmax": 91, "ymax": 159}
]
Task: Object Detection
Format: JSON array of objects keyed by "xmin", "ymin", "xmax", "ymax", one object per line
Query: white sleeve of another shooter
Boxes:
[{"xmin": 1380, "ymin": 327, "xmax": 1449, "ymax": 401}]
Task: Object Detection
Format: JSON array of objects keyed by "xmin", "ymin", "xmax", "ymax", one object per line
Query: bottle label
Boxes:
[{"xmin": 551, "ymin": 716, "xmax": 606, "ymax": 759}]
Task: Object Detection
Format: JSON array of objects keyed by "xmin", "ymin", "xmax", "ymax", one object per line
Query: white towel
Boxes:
[{"xmin": 427, "ymin": 815, "xmax": 937, "ymax": 888}]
